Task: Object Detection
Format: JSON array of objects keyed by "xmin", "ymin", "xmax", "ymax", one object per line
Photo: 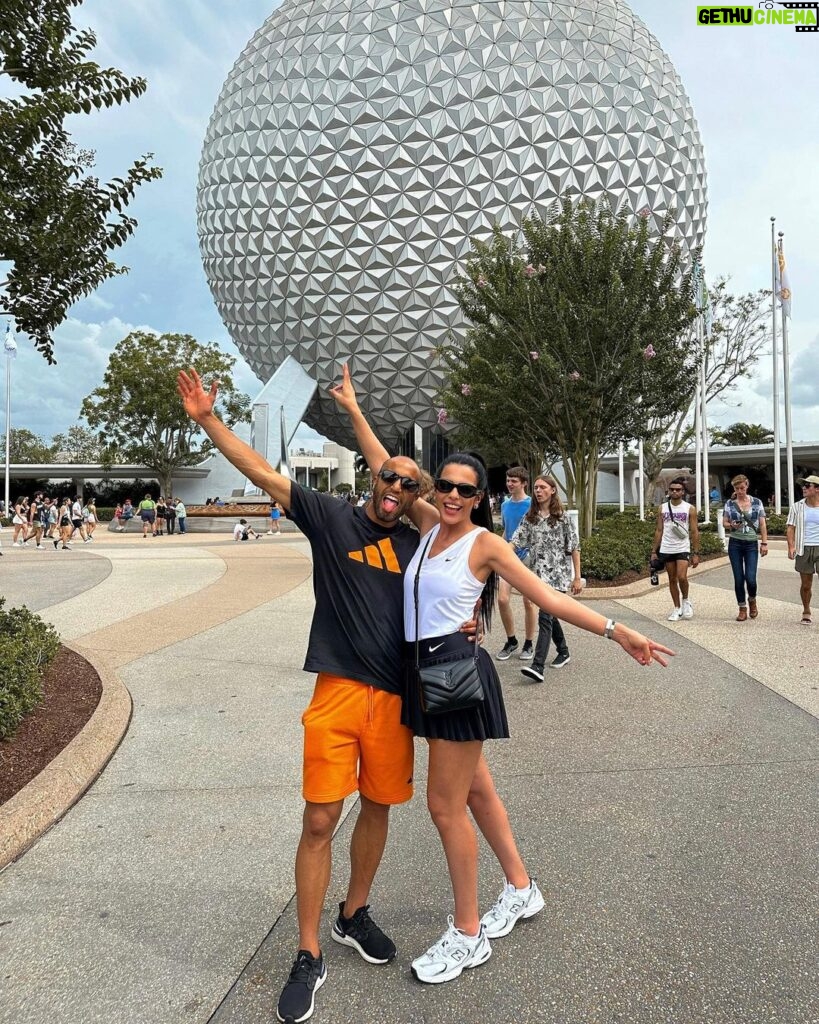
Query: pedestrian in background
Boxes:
[
  {"xmin": 723, "ymin": 474, "xmax": 767, "ymax": 621},
  {"xmin": 786, "ymin": 475, "xmax": 819, "ymax": 625},
  {"xmin": 175, "ymin": 498, "xmax": 187, "ymax": 534},
  {"xmin": 511, "ymin": 476, "xmax": 582, "ymax": 681}
]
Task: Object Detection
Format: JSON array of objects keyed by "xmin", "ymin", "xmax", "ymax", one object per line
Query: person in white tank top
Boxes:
[
  {"xmin": 331, "ymin": 366, "xmax": 676, "ymax": 986},
  {"xmin": 651, "ymin": 476, "xmax": 700, "ymax": 623}
]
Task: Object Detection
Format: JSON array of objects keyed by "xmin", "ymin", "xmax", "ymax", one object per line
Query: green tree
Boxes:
[
  {"xmin": 642, "ymin": 278, "xmax": 771, "ymax": 491},
  {"xmin": 0, "ymin": 427, "xmax": 57, "ymax": 462},
  {"xmin": 50, "ymin": 424, "xmax": 103, "ymax": 462},
  {"xmin": 438, "ymin": 198, "xmax": 698, "ymax": 536},
  {"xmin": 81, "ymin": 332, "xmax": 250, "ymax": 497},
  {"xmin": 710, "ymin": 422, "xmax": 774, "ymax": 447},
  {"xmin": 0, "ymin": 0, "xmax": 162, "ymax": 361}
]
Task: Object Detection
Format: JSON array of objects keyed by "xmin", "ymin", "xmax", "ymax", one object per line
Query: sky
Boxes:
[{"xmin": 3, "ymin": 0, "xmax": 818, "ymax": 450}]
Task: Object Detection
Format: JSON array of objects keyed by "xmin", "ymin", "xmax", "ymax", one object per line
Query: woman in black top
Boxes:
[{"xmin": 155, "ymin": 497, "xmax": 167, "ymax": 535}]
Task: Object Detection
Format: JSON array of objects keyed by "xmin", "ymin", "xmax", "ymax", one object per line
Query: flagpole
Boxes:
[
  {"xmin": 4, "ymin": 327, "xmax": 13, "ymax": 518},
  {"xmin": 694, "ymin": 379, "xmax": 702, "ymax": 515},
  {"xmin": 779, "ymin": 231, "xmax": 794, "ymax": 508},
  {"xmin": 618, "ymin": 442, "xmax": 624, "ymax": 512},
  {"xmin": 637, "ymin": 438, "xmax": 645, "ymax": 521},
  {"xmin": 770, "ymin": 216, "xmax": 781, "ymax": 514},
  {"xmin": 699, "ymin": 301, "xmax": 710, "ymax": 525}
]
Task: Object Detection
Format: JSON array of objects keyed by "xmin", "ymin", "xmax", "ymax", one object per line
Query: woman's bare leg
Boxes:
[
  {"xmin": 426, "ymin": 738, "xmax": 484, "ymax": 934},
  {"xmin": 468, "ymin": 755, "xmax": 529, "ymax": 888}
]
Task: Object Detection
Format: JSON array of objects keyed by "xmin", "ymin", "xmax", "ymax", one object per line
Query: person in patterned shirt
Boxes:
[{"xmin": 510, "ymin": 475, "xmax": 582, "ymax": 681}]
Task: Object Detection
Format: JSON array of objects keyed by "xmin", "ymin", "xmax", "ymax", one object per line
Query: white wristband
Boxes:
[{"xmin": 603, "ymin": 618, "xmax": 616, "ymax": 640}]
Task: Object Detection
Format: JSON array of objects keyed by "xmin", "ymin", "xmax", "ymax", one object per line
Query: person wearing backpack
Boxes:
[
  {"xmin": 651, "ymin": 476, "xmax": 700, "ymax": 622},
  {"xmin": 723, "ymin": 474, "xmax": 768, "ymax": 621}
]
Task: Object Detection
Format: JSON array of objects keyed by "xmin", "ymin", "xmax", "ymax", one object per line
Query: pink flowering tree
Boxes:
[{"xmin": 438, "ymin": 196, "xmax": 699, "ymax": 536}]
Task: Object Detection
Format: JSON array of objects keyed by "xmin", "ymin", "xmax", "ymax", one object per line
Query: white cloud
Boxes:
[{"xmin": 5, "ymin": 317, "xmax": 154, "ymax": 440}]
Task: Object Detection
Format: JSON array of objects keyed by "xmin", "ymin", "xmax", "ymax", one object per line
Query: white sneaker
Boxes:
[
  {"xmin": 411, "ymin": 916, "xmax": 492, "ymax": 984},
  {"xmin": 667, "ymin": 607, "xmax": 682, "ymax": 622},
  {"xmin": 681, "ymin": 599, "xmax": 694, "ymax": 619},
  {"xmin": 481, "ymin": 879, "xmax": 545, "ymax": 939}
]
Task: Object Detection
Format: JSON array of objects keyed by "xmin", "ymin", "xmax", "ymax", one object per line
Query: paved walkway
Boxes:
[{"xmin": 0, "ymin": 535, "xmax": 816, "ymax": 1024}]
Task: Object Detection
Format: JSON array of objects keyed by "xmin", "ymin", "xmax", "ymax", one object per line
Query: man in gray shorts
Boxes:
[{"xmin": 786, "ymin": 475, "xmax": 819, "ymax": 624}]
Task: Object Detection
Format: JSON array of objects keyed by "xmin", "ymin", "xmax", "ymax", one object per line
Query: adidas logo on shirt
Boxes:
[{"xmin": 348, "ymin": 538, "xmax": 401, "ymax": 573}]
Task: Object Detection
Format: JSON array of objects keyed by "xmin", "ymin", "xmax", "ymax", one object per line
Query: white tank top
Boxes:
[{"xmin": 404, "ymin": 525, "xmax": 486, "ymax": 641}]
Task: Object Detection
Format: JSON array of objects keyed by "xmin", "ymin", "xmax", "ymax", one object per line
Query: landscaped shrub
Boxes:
[
  {"xmin": 764, "ymin": 513, "xmax": 787, "ymax": 536},
  {"xmin": 0, "ymin": 599, "xmax": 60, "ymax": 741},
  {"xmin": 581, "ymin": 514, "xmax": 725, "ymax": 580}
]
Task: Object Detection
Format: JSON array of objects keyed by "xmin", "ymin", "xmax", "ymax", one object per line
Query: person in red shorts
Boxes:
[{"xmin": 178, "ymin": 368, "xmax": 463, "ymax": 1024}]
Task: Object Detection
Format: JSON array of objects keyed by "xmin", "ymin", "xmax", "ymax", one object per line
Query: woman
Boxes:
[
  {"xmin": 723, "ymin": 474, "xmax": 768, "ymax": 620},
  {"xmin": 84, "ymin": 499, "xmax": 98, "ymax": 539},
  {"xmin": 511, "ymin": 476, "xmax": 582, "ymax": 681},
  {"xmin": 329, "ymin": 366, "xmax": 673, "ymax": 984},
  {"xmin": 57, "ymin": 497, "xmax": 73, "ymax": 550},
  {"xmin": 155, "ymin": 496, "xmax": 167, "ymax": 536},
  {"xmin": 404, "ymin": 454, "xmax": 671, "ymax": 983},
  {"xmin": 267, "ymin": 500, "xmax": 282, "ymax": 535},
  {"xmin": 12, "ymin": 496, "xmax": 30, "ymax": 546}
]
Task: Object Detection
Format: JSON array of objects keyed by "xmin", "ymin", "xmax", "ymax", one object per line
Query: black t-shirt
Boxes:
[{"xmin": 288, "ymin": 485, "xmax": 419, "ymax": 694}]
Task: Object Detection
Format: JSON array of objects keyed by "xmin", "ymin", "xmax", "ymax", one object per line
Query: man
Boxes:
[
  {"xmin": 496, "ymin": 467, "xmax": 536, "ymax": 660},
  {"xmin": 651, "ymin": 476, "xmax": 700, "ymax": 621},
  {"xmin": 71, "ymin": 495, "xmax": 90, "ymax": 543},
  {"xmin": 786, "ymin": 474, "xmax": 819, "ymax": 625},
  {"xmin": 28, "ymin": 491, "xmax": 48, "ymax": 550},
  {"xmin": 178, "ymin": 368, "xmax": 426, "ymax": 1024}
]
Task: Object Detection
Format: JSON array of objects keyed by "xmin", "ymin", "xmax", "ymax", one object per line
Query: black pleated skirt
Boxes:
[{"xmin": 402, "ymin": 632, "xmax": 509, "ymax": 741}]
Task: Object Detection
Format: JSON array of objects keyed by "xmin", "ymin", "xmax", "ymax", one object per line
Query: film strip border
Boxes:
[{"xmin": 781, "ymin": 1, "xmax": 819, "ymax": 31}]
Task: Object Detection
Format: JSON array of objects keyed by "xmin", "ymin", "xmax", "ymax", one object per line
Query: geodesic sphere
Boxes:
[{"xmin": 198, "ymin": 0, "xmax": 707, "ymax": 450}]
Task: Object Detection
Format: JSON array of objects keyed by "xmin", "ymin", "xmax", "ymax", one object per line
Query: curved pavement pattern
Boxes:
[{"xmin": 0, "ymin": 537, "xmax": 816, "ymax": 1024}]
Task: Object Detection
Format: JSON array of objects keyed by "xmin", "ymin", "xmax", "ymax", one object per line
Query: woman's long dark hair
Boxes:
[
  {"xmin": 525, "ymin": 475, "xmax": 564, "ymax": 526},
  {"xmin": 435, "ymin": 451, "xmax": 497, "ymax": 631}
]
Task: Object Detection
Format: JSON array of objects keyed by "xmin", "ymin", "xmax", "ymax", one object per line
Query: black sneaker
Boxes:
[
  {"xmin": 331, "ymin": 902, "xmax": 396, "ymax": 964},
  {"xmin": 551, "ymin": 653, "xmax": 571, "ymax": 669},
  {"xmin": 276, "ymin": 950, "xmax": 327, "ymax": 1024},
  {"xmin": 519, "ymin": 641, "xmax": 534, "ymax": 660},
  {"xmin": 496, "ymin": 639, "xmax": 519, "ymax": 661},
  {"xmin": 521, "ymin": 665, "xmax": 544, "ymax": 683}
]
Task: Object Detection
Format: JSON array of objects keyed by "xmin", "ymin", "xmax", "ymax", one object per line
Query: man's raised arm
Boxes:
[
  {"xmin": 329, "ymin": 363, "xmax": 439, "ymax": 533},
  {"xmin": 328, "ymin": 363, "xmax": 390, "ymax": 474},
  {"xmin": 177, "ymin": 369, "xmax": 293, "ymax": 509}
]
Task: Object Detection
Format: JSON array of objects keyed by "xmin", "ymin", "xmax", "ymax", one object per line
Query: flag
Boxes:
[
  {"xmin": 776, "ymin": 240, "xmax": 792, "ymax": 319},
  {"xmin": 691, "ymin": 261, "xmax": 704, "ymax": 311},
  {"xmin": 3, "ymin": 323, "xmax": 17, "ymax": 360}
]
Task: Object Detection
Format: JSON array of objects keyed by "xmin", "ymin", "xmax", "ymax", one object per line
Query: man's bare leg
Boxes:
[
  {"xmin": 343, "ymin": 796, "xmax": 390, "ymax": 917},
  {"xmin": 295, "ymin": 799, "xmax": 344, "ymax": 955}
]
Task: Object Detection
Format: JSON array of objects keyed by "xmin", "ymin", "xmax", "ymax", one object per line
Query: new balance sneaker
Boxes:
[
  {"xmin": 681, "ymin": 599, "xmax": 694, "ymax": 620},
  {"xmin": 481, "ymin": 878, "xmax": 546, "ymax": 939},
  {"xmin": 550, "ymin": 653, "xmax": 571, "ymax": 669},
  {"xmin": 496, "ymin": 638, "xmax": 519, "ymax": 661},
  {"xmin": 521, "ymin": 665, "xmax": 544, "ymax": 683},
  {"xmin": 667, "ymin": 607, "xmax": 682, "ymax": 622},
  {"xmin": 411, "ymin": 916, "xmax": 491, "ymax": 984},
  {"xmin": 276, "ymin": 950, "xmax": 327, "ymax": 1024},
  {"xmin": 331, "ymin": 902, "xmax": 396, "ymax": 964},
  {"xmin": 518, "ymin": 641, "xmax": 534, "ymax": 660}
]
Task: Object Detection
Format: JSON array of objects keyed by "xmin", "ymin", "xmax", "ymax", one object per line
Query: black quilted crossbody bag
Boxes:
[{"xmin": 413, "ymin": 534, "xmax": 484, "ymax": 715}]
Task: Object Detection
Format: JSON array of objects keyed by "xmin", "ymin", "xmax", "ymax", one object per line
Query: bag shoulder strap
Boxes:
[{"xmin": 414, "ymin": 532, "xmax": 436, "ymax": 670}]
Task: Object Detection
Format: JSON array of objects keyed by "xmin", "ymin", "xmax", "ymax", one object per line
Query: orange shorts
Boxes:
[{"xmin": 302, "ymin": 673, "xmax": 414, "ymax": 805}]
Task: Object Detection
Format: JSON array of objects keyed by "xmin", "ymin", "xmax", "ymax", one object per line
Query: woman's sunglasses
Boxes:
[
  {"xmin": 434, "ymin": 478, "xmax": 480, "ymax": 499},
  {"xmin": 377, "ymin": 468, "xmax": 420, "ymax": 492}
]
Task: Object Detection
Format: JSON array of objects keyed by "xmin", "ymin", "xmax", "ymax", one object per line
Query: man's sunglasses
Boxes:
[
  {"xmin": 377, "ymin": 468, "xmax": 420, "ymax": 492},
  {"xmin": 434, "ymin": 478, "xmax": 481, "ymax": 499}
]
